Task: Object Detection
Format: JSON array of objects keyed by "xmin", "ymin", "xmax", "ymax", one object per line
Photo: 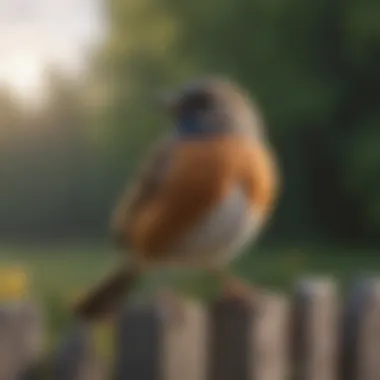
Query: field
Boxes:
[{"xmin": 1, "ymin": 244, "xmax": 380, "ymax": 339}]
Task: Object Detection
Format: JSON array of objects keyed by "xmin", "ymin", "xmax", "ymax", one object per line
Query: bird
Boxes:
[{"xmin": 72, "ymin": 76, "xmax": 280, "ymax": 321}]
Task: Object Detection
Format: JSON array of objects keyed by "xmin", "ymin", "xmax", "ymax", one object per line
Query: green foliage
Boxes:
[{"xmin": 0, "ymin": 71, "xmax": 114, "ymax": 240}]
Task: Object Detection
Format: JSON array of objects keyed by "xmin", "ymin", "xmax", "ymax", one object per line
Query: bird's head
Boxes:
[{"xmin": 159, "ymin": 77, "xmax": 264, "ymax": 140}]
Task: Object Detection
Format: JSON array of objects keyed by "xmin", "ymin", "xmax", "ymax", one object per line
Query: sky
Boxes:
[{"xmin": 0, "ymin": 0, "xmax": 106, "ymax": 100}]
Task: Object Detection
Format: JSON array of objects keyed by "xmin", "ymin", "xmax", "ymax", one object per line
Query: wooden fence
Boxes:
[{"xmin": 2, "ymin": 277, "xmax": 380, "ymax": 380}]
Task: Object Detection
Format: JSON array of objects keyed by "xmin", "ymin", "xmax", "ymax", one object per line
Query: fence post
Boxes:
[
  {"xmin": 293, "ymin": 277, "xmax": 338, "ymax": 380},
  {"xmin": 208, "ymin": 291, "xmax": 289, "ymax": 380},
  {"xmin": 250, "ymin": 293, "xmax": 289, "ymax": 380},
  {"xmin": 341, "ymin": 278, "xmax": 380, "ymax": 380},
  {"xmin": 115, "ymin": 301, "xmax": 161, "ymax": 380},
  {"xmin": 51, "ymin": 321, "xmax": 107, "ymax": 380},
  {"xmin": 115, "ymin": 295, "xmax": 207, "ymax": 380},
  {"xmin": 0, "ymin": 306, "xmax": 16, "ymax": 380},
  {"xmin": 161, "ymin": 298, "xmax": 207, "ymax": 380},
  {"xmin": 207, "ymin": 296, "xmax": 252, "ymax": 380},
  {"xmin": 0, "ymin": 302, "xmax": 44, "ymax": 380}
]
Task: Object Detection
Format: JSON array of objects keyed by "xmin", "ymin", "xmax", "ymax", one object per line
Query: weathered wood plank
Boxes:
[
  {"xmin": 0, "ymin": 302, "xmax": 44, "ymax": 380},
  {"xmin": 161, "ymin": 298, "xmax": 207, "ymax": 380},
  {"xmin": 52, "ymin": 322, "xmax": 106, "ymax": 380},
  {"xmin": 341, "ymin": 278, "xmax": 380, "ymax": 380},
  {"xmin": 293, "ymin": 278, "xmax": 338, "ymax": 380},
  {"xmin": 115, "ymin": 301, "xmax": 161, "ymax": 380},
  {"xmin": 14, "ymin": 302, "xmax": 45, "ymax": 380},
  {"xmin": 208, "ymin": 296, "xmax": 252, "ymax": 380},
  {"xmin": 0, "ymin": 306, "xmax": 17, "ymax": 380},
  {"xmin": 250, "ymin": 293, "xmax": 290, "ymax": 380},
  {"xmin": 115, "ymin": 296, "xmax": 207, "ymax": 380},
  {"xmin": 208, "ymin": 292, "xmax": 289, "ymax": 380}
]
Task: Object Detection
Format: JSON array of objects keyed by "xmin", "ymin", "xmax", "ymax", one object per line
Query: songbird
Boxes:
[{"xmin": 73, "ymin": 76, "xmax": 280, "ymax": 321}]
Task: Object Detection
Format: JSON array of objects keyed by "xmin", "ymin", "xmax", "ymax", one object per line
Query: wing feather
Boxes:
[{"xmin": 110, "ymin": 135, "xmax": 175, "ymax": 248}]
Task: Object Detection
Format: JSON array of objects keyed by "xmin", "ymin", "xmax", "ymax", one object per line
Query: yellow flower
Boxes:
[{"xmin": 0, "ymin": 267, "xmax": 28, "ymax": 300}]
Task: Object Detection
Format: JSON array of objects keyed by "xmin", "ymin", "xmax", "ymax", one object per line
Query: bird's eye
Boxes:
[{"xmin": 182, "ymin": 92, "xmax": 212, "ymax": 113}]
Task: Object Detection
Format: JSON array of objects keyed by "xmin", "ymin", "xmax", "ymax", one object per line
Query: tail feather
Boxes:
[{"xmin": 72, "ymin": 264, "xmax": 139, "ymax": 321}]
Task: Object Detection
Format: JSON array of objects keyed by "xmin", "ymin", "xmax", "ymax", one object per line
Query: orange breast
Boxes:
[
  {"xmin": 238, "ymin": 139, "xmax": 279, "ymax": 215},
  {"xmin": 130, "ymin": 136, "xmax": 279, "ymax": 259}
]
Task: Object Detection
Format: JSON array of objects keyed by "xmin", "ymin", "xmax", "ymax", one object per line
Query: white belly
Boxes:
[{"xmin": 168, "ymin": 186, "xmax": 263, "ymax": 266}]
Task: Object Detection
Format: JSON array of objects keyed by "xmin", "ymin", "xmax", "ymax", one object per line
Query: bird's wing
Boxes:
[
  {"xmin": 129, "ymin": 138, "xmax": 240, "ymax": 257},
  {"xmin": 110, "ymin": 135, "xmax": 175, "ymax": 249},
  {"xmin": 77, "ymin": 137, "xmax": 176, "ymax": 320}
]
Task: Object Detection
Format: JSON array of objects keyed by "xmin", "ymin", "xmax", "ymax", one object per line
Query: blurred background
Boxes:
[{"xmin": 0, "ymin": 0, "xmax": 379, "ymax": 331}]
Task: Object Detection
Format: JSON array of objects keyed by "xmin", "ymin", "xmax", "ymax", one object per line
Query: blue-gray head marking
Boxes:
[{"xmin": 162, "ymin": 77, "xmax": 265, "ymax": 140}]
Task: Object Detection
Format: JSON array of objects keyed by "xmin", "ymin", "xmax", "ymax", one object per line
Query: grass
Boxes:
[{"xmin": 1, "ymin": 244, "xmax": 380, "ymax": 341}]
